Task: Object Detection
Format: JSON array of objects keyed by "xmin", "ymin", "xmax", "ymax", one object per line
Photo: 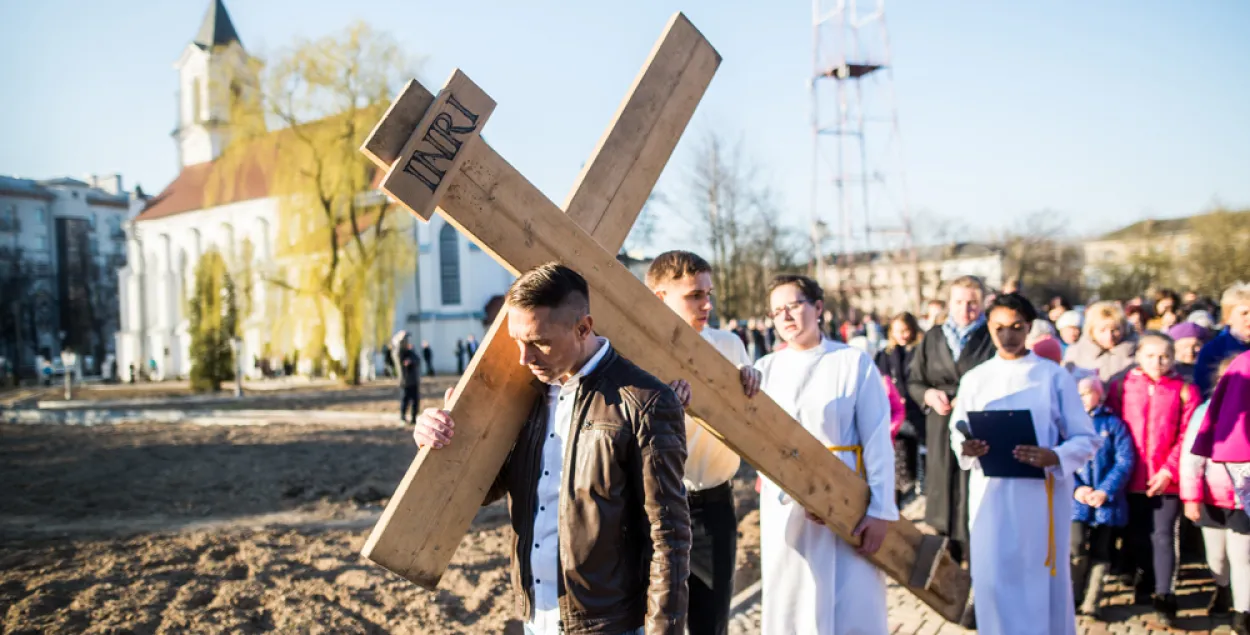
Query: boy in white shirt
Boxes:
[{"xmin": 646, "ymin": 251, "xmax": 760, "ymax": 635}]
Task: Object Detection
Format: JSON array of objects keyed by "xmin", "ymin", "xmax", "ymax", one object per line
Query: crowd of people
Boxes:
[
  {"xmin": 817, "ymin": 279, "xmax": 1250, "ymax": 633},
  {"xmin": 409, "ymin": 252, "xmax": 1250, "ymax": 635}
]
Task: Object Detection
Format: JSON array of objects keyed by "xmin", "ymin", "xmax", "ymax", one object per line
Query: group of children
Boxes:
[
  {"xmin": 952, "ymin": 306, "xmax": 1249, "ymax": 634},
  {"xmin": 1068, "ymin": 332, "xmax": 1248, "ymax": 630}
]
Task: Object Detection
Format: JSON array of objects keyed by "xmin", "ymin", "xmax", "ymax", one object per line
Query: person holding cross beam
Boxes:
[
  {"xmin": 754, "ymin": 274, "xmax": 898, "ymax": 634},
  {"xmin": 645, "ymin": 250, "xmax": 761, "ymax": 635},
  {"xmin": 414, "ymin": 262, "xmax": 692, "ymax": 635}
]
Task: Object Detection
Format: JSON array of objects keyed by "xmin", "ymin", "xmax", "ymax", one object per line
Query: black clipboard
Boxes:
[{"xmin": 965, "ymin": 410, "xmax": 1044, "ymax": 479}]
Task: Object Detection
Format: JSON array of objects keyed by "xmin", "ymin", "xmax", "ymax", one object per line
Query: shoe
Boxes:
[
  {"xmin": 1080, "ymin": 563, "xmax": 1108, "ymax": 619},
  {"xmin": 1133, "ymin": 574, "xmax": 1152, "ymax": 605},
  {"xmin": 1208, "ymin": 584, "xmax": 1232, "ymax": 616},
  {"xmin": 1232, "ymin": 611, "xmax": 1249, "ymax": 635},
  {"xmin": 1152, "ymin": 593, "xmax": 1177, "ymax": 627}
]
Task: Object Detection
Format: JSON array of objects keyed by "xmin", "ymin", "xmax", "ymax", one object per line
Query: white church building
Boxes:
[{"xmin": 115, "ymin": 0, "xmax": 513, "ymax": 380}]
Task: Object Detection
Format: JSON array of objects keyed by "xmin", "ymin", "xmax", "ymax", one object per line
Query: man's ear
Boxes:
[{"xmin": 579, "ymin": 314, "xmax": 595, "ymax": 339}]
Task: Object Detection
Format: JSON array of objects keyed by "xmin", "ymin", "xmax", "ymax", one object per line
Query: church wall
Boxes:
[
  {"xmin": 118, "ymin": 196, "xmax": 276, "ymax": 379},
  {"xmin": 118, "ymin": 194, "xmax": 517, "ymax": 381},
  {"xmin": 388, "ymin": 216, "xmax": 514, "ymax": 375}
]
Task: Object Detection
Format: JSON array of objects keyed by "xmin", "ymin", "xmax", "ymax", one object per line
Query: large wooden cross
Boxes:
[{"xmin": 358, "ymin": 13, "xmax": 970, "ymax": 623}]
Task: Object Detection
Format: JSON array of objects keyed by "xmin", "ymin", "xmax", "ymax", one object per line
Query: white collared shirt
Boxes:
[
  {"xmin": 684, "ymin": 327, "xmax": 751, "ymax": 491},
  {"xmin": 527, "ymin": 337, "xmax": 612, "ymax": 635}
]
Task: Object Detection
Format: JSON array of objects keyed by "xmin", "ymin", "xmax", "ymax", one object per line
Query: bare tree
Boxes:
[
  {"xmin": 994, "ymin": 210, "xmax": 1084, "ymax": 305},
  {"xmin": 682, "ymin": 132, "xmax": 803, "ymax": 320}
]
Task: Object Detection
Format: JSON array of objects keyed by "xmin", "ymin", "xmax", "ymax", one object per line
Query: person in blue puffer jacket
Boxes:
[{"xmin": 1071, "ymin": 376, "xmax": 1137, "ymax": 620}]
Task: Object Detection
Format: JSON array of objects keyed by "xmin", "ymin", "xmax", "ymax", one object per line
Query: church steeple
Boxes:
[
  {"xmin": 173, "ymin": 0, "xmax": 253, "ymax": 167},
  {"xmin": 194, "ymin": 0, "xmax": 242, "ymax": 50}
]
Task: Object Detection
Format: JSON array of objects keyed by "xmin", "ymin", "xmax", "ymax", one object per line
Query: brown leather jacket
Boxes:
[{"xmin": 486, "ymin": 346, "xmax": 691, "ymax": 634}]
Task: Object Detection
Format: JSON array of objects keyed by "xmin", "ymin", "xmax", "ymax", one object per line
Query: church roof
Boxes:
[
  {"xmin": 194, "ymin": 0, "xmax": 242, "ymax": 49},
  {"xmin": 137, "ymin": 118, "xmax": 385, "ymax": 223},
  {"xmin": 135, "ymin": 154, "xmax": 271, "ymax": 222}
]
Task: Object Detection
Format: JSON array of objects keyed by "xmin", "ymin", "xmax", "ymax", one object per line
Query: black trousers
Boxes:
[
  {"xmin": 1071, "ymin": 522, "xmax": 1115, "ymax": 563},
  {"xmin": 400, "ymin": 386, "xmax": 420, "ymax": 423},
  {"xmin": 687, "ymin": 482, "xmax": 737, "ymax": 635},
  {"xmin": 1127, "ymin": 493, "xmax": 1180, "ymax": 595}
]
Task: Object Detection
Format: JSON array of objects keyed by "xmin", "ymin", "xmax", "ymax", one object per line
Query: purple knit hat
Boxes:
[
  {"xmin": 1191, "ymin": 350, "xmax": 1250, "ymax": 462},
  {"xmin": 1168, "ymin": 321, "xmax": 1209, "ymax": 343}
]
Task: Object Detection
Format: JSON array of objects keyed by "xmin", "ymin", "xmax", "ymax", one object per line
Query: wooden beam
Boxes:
[
  {"xmin": 392, "ymin": 134, "xmax": 971, "ymax": 623},
  {"xmin": 359, "ymin": 12, "xmax": 721, "ymax": 591}
]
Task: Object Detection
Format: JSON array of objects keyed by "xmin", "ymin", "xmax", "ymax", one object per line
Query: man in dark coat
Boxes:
[
  {"xmin": 421, "ymin": 340, "xmax": 435, "ymax": 377},
  {"xmin": 907, "ymin": 276, "xmax": 997, "ymax": 565},
  {"xmin": 399, "ymin": 340, "xmax": 421, "ymax": 424}
]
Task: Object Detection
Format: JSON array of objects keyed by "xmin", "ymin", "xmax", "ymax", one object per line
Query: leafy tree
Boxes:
[
  {"xmin": 208, "ymin": 22, "xmax": 417, "ymax": 384},
  {"xmin": 188, "ymin": 249, "xmax": 238, "ymax": 392}
]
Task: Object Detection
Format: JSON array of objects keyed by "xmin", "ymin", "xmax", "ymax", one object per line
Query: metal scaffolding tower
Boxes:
[{"xmin": 810, "ymin": 0, "xmax": 917, "ymax": 309}]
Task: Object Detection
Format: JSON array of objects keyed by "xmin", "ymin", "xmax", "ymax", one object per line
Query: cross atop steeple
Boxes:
[{"xmin": 193, "ymin": 0, "xmax": 242, "ymax": 50}]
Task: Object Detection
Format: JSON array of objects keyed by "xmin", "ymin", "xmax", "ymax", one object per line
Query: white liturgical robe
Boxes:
[
  {"xmin": 755, "ymin": 338, "xmax": 897, "ymax": 635},
  {"xmin": 949, "ymin": 352, "xmax": 1100, "ymax": 635}
]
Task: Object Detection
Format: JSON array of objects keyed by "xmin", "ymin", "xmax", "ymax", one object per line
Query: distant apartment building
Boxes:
[
  {"xmin": 0, "ymin": 174, "xmax": 146, "ymax": 376},
  {"xmin": 819, "ymin": 243, "xmax": 1006, "ymax": 317}
]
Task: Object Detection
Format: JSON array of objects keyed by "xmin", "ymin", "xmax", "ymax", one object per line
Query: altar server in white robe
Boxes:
[
  {"xmin": 755, "ymin": 274, "xmax": 898, "ymax": 635},
  {"xmin": 950, "ymin": 293, "xmax": 1100, "ymax": 635}
]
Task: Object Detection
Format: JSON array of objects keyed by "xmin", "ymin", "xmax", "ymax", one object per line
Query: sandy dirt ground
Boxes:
[{"xmin": 1, "ymin": 417, "xmax": 761, "ymax": 634}]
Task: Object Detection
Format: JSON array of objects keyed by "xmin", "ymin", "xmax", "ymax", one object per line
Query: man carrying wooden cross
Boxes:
[
  {"xmin": 416, "ymin": 263, "xmax": 761, "ymax": 635},
  {"xmin": 369, "ymin": 11, "xmax": 969, "ymax": 627}
]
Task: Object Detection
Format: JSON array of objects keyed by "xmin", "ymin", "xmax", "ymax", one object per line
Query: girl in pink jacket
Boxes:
[
  {"xmin": 1107, "ymin": 332, "xmax": 1200, "ymax": 626},
  {"xmin": 1182, "ymin": 359, "xmax": 1250, "ymax": 633}
]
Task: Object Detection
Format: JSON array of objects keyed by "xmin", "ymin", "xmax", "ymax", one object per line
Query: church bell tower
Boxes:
[{"xmin": 172, "ymin": 0, "xmax": 252, "ymax": 167}]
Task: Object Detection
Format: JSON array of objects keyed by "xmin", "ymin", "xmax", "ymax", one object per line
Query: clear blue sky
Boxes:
[{"xmin": 2, "ymin": 1, "xmax": 1247, "ymax": 249}]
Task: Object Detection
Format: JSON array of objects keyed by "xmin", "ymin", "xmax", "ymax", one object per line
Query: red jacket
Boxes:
[{"xmin": 1107, "ymin": 368, "xmax": 1199, "ymax": 495}]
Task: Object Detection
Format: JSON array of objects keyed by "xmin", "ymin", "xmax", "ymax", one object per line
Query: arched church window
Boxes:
[{"xmin": 439, "ymin": 223, "xmax": 461, "ymax": 306}]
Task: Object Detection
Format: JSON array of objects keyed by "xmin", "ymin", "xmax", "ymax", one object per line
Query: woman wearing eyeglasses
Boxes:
[{"xmin": 755, "ymin": 274, "xmax": 897, "ymax": 635}]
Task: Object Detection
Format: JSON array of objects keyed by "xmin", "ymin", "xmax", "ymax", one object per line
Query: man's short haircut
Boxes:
[
  {"xmin": 768, "ymin": 274, "xmax": 824, "ymax": 305},
  {"xmin": 645, "ymin": 250, "xmax": 713, "ymax": 290},
  {"xmin": 946, "ymin": 275, "xmax": 985, "ymax": 300},
  {"xmin": 506, "ymin": 262, "xmax": 590, "ymax": 321}
]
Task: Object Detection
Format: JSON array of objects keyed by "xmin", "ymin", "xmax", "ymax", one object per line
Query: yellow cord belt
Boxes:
[
  {"xmin": 1044, "ymin": 472, "xmax": 1056, "ymax": 577},
  {"xmin": 828, "ymin": 445, "xmax": 865, "ymax": 479}
]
